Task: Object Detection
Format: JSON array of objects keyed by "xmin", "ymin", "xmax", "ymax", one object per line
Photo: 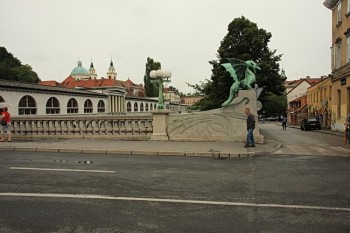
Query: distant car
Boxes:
[
  {"xmin": 266, "ymin": 116, "xmax": 278, "ymax": 121},
  {"xmin": 300, "ymin": 118, "xmax": 321, "ymax": 131}
]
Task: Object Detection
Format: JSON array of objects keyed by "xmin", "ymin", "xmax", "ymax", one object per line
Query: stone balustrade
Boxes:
[{"xmin": 11, "ymin": 114, "xmax": 153, "ymax": 140}]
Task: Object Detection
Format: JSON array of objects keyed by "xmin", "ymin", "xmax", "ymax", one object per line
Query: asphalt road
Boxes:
[
  {"xmin": 260, "ymin": 122, "xmax": 350, "ymax": 156},
  {"xmin": 0, "ymin": 124, "xmax": 349, "ymax": 233}
]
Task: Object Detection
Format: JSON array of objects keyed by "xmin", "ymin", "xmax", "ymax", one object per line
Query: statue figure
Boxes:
[{"xmin": 221, "ymin": 58, "xmax": 260, "ymax": 107}]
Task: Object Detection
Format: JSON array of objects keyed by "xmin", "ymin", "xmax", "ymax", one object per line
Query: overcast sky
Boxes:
[{"xmin": 0, "ymin": 0, "xmax": 331, "ymax": 94}]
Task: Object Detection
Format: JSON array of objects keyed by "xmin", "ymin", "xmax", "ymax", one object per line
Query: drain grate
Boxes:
[{"xmin": 77, "ymin": 161, "xmax": 93, "ymax": 164}]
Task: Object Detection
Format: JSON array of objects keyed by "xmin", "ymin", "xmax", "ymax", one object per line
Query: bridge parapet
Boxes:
[{"xmin": 11, "ymin": 114, "xmax": 153, "ymax": 140}]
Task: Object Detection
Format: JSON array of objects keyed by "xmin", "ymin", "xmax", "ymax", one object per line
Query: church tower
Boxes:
[
  {"xmin": 106, "ymin": 59, "xmax": 117, "ymax": 80},
  {"xmin": 89, "ymin": 60, "xmax": 98, "ymax": 80}
]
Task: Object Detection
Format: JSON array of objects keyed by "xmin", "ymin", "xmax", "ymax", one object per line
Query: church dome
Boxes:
[{"xmin": 70, "ymin": 60, "xmax": 89, "ymax": 76}]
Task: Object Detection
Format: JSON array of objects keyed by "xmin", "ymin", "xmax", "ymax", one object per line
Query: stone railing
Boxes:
[{"xmin": 11, "ymin": 114, "xmax": 153, "ymax": 140}]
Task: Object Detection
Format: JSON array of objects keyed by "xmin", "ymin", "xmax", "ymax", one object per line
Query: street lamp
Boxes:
[{"xmin": 150, "ymin": 69, "xmax": 172, "ymax": 109}]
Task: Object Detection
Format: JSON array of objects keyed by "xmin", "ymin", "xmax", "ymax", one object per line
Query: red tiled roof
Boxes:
[
  {"xmin": 61, "ymin": 76, "xmax": 129, "ymax": 89},
  {"xmin": 295, "ymin": 103, "xmax": 308, "ymax": 113},
  {"xmin": 290, "ymin": 94, "xmax": 306, "ymax": 103},
  {"xmin": 38, "ymin": 80, "xmax": 61, "ymax": 87},
  {"xmin": 305, "ymin": 78, "xmax": 322, "ymax": 85}
]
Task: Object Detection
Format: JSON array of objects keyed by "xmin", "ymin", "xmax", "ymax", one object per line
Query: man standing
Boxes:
[
  {"xmin": 244, "ymin": 107, "xmax": 255, "ymax": 148},
  {"xmin": 282, "ymin": 115, "xmax": 287, "ymax": 130}
]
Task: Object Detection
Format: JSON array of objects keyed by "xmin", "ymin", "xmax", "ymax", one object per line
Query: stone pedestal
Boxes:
[
  {"xmin": 151, "ymin": 109, "xmax": 170, "ymax": 141},
  {"xmin": 167, "ymin": 90, "xmax": 264, "ymax": 143}
]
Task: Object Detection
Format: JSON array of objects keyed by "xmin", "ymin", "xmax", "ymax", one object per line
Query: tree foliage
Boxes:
[
  {"xmin": 262, "ymin": 92, "xmax": 287, "ymax": 117},
  {"xmin": 143, "ymin": 57, "xmax": 161, "ymax": 97},
  {"xmin": 194, "ymin": 16, "xmax": 286, "ymax": 111},
  {"xmin": 0, "ymin": 47, "xmax": 40, "ymax": 83}
]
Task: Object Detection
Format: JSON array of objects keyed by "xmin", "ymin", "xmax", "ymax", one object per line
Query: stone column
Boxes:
[{"xmin": 151, "ymin": 109, "xmax": 170, "ymax": 141}]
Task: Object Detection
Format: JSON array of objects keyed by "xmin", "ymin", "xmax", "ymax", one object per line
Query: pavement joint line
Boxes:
[
  {"xmin": 0, "ymin": 192, "xmax": 349, "ymax": 212},
  {"xmin": 10, "ymin": 167, "xmax": 115, "ymax": 173}
]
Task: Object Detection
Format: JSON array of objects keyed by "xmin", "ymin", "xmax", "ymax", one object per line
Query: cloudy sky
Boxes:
[{"xmin": 0, "ymin": 0, "xmax": 331, "ymax": 94}]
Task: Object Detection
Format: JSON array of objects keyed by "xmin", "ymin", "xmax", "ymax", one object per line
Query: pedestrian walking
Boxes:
[
  {"xmin": 346, "ymin": 114, "xmax": 350, "ymax": 146},
  {"xmin": 282, "ymin": 115, "xmax": 287, "ymax": 130},
  {"xmin": 345, "ymin": 122, "xmax": 349, "ymax": 146},
  {"xmin": 244, "ymin": 107, "xmax": 255, "ymax": 148},
  {"xmin": 0, "ymin": 107, "xmax": 12, "ymax": 142}
]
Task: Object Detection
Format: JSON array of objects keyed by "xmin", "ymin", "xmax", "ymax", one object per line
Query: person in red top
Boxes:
[{"xmin": 0, "ymin": 107, "xmax": 12, "ymax": 142}]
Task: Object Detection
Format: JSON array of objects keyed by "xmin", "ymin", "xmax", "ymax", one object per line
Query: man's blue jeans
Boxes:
[{"xmin": 246, "ymin": 129, "xmax": 255, "ymax": 146}]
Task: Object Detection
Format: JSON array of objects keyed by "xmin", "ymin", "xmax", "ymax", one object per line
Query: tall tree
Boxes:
[
  {"xmin": 143, "ymin": 57, "xmax": 161, "ymax": 97},
  {"xmin": 194, "ymin": 16, "xmax": 286, "ymax": 111},
  {"xmin": 0, "ymin": 46, "xmax": 40, "ymax": 83}
]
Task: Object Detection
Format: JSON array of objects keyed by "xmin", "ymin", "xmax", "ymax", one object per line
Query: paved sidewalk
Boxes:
[
  {"xmin": 0, "ymin": 123, "xmax": 344, "ymax": 158},
  {"xmin": 0, "ymin": 136, "xmax": 280, "ymax": 158},
  {"xmin": 277, "ymin": 122, "xmax": 344, "ymax": 137}
]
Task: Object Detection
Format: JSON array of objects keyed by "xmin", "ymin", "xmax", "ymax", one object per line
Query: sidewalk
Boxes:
[
  {"xmin": 279, "ymin": 123, "xmax": 344, "ymax": 137},
  {"xmin": 0, "ymin": 136, "xmax": 281, "ymax": 158},
  {"xmin": 0, "ymin": 123, "xmax": 344, "ymax": 158}
]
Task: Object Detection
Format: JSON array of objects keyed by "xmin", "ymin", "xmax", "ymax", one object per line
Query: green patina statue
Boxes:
[{"xmin": 221, "ymin": 58, "xmax": 260, "ymax": 107}]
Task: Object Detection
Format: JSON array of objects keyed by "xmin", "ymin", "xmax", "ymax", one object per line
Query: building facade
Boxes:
[
  {"xmin": 40, "ymin": 60, "xmax": 157, "ymax": 114},
  {"xmin": 324, "ymin": 0, "xmax": 350, "ymax": 131},
  {"xmin": 285, "ymin": 77, "xmax": 322, "ymax": 109},
  {"xmin": 0, "ymin": 79, "xmax": 108, "ymax": 117},
  {"xmin": 288, "ymin": 94, "xmax": 307, "ymax": 126},
  {"xmin": 307, "ymin": 76, "xmax": 333, "ymax": 128}
]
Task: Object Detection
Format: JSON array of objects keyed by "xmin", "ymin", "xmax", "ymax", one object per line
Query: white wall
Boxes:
[{"xmin": 0, "ymin": 90, "xmax": 108, "ymax": 116}]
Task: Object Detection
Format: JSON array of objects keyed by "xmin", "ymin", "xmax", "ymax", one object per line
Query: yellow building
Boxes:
[
  {"xmin": 307, "ymin": 76, "xmax": 333, "ymax": 128},
  {"xmin": 180, "ymin": 95, "xmax": 204, "ymax": 106},
  {"xmin": 324, "ymin": 0, "xmax": 350, "ymax": 132}
]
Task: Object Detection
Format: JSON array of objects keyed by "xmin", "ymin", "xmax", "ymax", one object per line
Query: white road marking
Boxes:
[
  {"xmin": 308, "ymin": 146, "xmax": 330, "ymax": 154},
  {"xmin": 10, "ymin": 167, "xmax": 115, "ymax": 173},
  {"xmin": 0, "ymin": 192, "xmax": 349, "ymax": 212},
  {"xmin": 284, "ymin": 145, "xmax": 312, "ymax": 155},
  {"xmin": 330, "ymin": 147, "xmax": 350, "ymax": 153}
]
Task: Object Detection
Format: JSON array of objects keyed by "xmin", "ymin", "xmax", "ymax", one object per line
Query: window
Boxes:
[
  {"xmin": 347, "ymin": 37, "xmax": 350, "ymax": 63},
  {"xmin": 150, "ymin": 104, "xmax": 153, "ymax": 110},
  {"xmin": 348, "ymin": 88, "xmax": 350, "ymax": 116},
  {"xmin": 0, "ymin": 96, "xmax": 5, "ymax": 115},
  {"xmin": 18, "ymin": 95, "xmax": 37, "ymax": 115},
  {"xmin": 127, "ymin": 102, "xmax": 131, "ymax": 112},
  {"xmin": 134, "ymin": 102, "xmax": 138, "ymax": 112},
  {"xmin": 67, "ymin": 98, "xmax": 78, "ymax": 114},
  {"xmin": 337, "ymin": 90, "xmax": 341, "ymax": 119},
  {"xmin": 140, "ymin": 103, "xmax": 144, "ymax": 112},
  {"xmin": 335, "ymin": 42, "xmax": 342, "ymax": 68},
  {"xmin": 97, "ymin": 100, "xmax": 105, "ymax": 113},
  {"xmin": 145, "ymin": 103, "xmax": 149, "ymax": 111},
  {"xmin": 337, "ymin": 2, "xmax": 342, "ymax": 25},
  {"xmin": 46, "ymin": 97, "xmax": 60, "ymax": 114},
  {"xmin": 347, "ymin": 0, "xmax": 350, "ymax": 14},
  {"xmin": 84, "ymin": 99, "xmax": 93, "ymax": 113}
]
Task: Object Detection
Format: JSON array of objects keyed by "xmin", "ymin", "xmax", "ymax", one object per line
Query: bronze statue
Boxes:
[{"xmin": 221, "ymin": 58, "xmax": 260, "ymax": 107}]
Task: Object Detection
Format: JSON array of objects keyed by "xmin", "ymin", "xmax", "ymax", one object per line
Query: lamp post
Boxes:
[{"xmin": 150, "ymin": 69, "xmax": 172, "ymax": 109}]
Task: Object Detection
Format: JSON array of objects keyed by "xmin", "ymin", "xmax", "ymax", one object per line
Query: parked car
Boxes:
[
  {"xmin": 300, "ymin": 118, "xmax": 321, "ymax": 131},
  {"xmin": 266, "ymin": 116, "xmax": 279, "ymax": 121}
]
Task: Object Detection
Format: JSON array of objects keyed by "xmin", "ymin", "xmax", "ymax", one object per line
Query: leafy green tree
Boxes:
[
  {"xmin": 262, "ymin": 92, "xmax": 287, "ymax": 117},
  {"xmin": 143, "ymin": 57, "xmax": 161, "ymax": 97},
  {"xmin": 0, "ymin": 46, "xmax": 40, "ymax": 83},
  {"xmin": 12, "ymin": 64, "xmax": 40, "ymax": 83},
  {"xmin": 194, "ymin": 16, "xmax": 286, "ymax": 111}
]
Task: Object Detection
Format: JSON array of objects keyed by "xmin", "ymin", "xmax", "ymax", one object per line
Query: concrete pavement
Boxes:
[
  {"xmin": 0, "ymin": 123, "xmax": 343, "ymax": 158},
  {"xmin": 0, "ymin": 136, "xmax": 281, "ymax": 158}
]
